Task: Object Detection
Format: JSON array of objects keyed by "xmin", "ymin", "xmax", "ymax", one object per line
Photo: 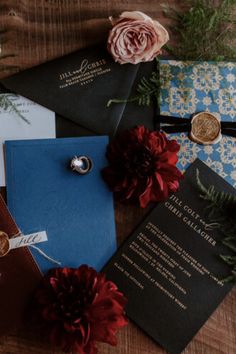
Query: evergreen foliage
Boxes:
[
  {"xmin": 0, "ymin": 94, "xmax": 30, "ymax": 124},
  {"xmin": 196, "ymin": 169, "xmax": 236, "ymax": 283},
  {"xmin": 107, "ymin": 59, "xmax": 160, "ymax": 107},
  {"xmin": 163, "ymin": 0, "xmax": 236, "ymax": 61}
]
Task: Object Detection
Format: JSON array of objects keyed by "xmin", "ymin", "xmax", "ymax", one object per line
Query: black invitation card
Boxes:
[
  {"xmin": 1, "ymin": 45, "xmax": 139, "ymax": 136},
  {"xmin": 104, "ymin": 159, "xmax": 235, "ymax": 354}
]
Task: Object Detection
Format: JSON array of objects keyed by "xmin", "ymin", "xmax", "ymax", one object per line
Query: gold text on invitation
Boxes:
[{"xmin": 58, "ymin": 58, "xmax": 111, "ymax": 88}]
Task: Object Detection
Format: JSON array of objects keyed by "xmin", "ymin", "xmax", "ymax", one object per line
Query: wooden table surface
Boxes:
[{"xmin": 0, "ymin": 1, "xmax": 235, "ymax": 353}]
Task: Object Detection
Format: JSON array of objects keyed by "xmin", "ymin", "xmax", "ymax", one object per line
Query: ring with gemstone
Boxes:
[{"xmin": 70, "ymin": 156, "xmax": 93, "ymax": 175}]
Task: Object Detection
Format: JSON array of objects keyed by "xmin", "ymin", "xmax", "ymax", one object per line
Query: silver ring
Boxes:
[{"xmin": 70, "ymin": 156, "xmax": 93, "ymax": 175}]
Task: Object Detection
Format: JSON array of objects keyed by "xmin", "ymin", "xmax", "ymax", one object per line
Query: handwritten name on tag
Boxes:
[{"xmin": 9, "ymin": 231, "xmax": 48, "ymax": 250}]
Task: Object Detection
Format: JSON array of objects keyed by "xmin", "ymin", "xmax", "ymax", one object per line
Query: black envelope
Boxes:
[{"xmin": 0, "ymin": 45, "xmax": 156, "ymax": 137}]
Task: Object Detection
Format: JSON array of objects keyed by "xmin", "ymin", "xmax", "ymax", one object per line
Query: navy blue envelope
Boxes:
[{"xmin": 5, "ymin": 136, "xmax": 116, "ymax": 273}]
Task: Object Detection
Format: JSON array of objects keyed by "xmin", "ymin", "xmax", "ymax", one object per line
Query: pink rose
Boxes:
[{"xmin": 107, "ymin": 11, "xmax": 169, "ymax": 65}]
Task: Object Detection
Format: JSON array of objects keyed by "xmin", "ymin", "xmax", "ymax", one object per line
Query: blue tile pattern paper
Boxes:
[{"xmin": 160, "ymin": 60, "xmax": 236, "ymax": 187}]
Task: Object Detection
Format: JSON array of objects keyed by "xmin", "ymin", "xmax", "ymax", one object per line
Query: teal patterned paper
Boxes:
[{"xmin": 160, "ymin": 60, "xmax": 236, "ymax": 187}]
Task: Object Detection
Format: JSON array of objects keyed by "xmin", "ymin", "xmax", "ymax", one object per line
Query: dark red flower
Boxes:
[
  {"xmin": 35, "ymin": 266, "xmax": 128, "ymax": 354},
  {"xmin": 102, "ymin": 125, "xmax": 183, "ymax": 208}
]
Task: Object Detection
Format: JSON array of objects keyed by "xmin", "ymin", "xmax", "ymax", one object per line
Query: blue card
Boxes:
[
  {"xmin": 160, "ymin": 60, "xmax": 236, "ymax": 187},
  {"xmin": 5, "ymin": 136, "xmax": 116, "ymax": 273}
]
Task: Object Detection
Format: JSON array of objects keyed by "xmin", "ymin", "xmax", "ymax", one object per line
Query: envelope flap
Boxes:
[{"xmin": 1, "ymin": 45, "xmax": 139, "ymax": 135}]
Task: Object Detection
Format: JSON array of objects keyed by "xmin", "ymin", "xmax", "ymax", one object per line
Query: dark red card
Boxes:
[{"xmin": 0, "ymin": 194, "xmax": 42, "ymax": 335}]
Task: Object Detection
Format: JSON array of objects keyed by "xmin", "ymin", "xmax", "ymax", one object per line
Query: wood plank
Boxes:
[
  {"xmin": 0, "ymin": 1, "xmax": 235, "ymax": 353},
  {"xmin": 0, "ymin": 0, "xmax": 180, "ymax": 77}
]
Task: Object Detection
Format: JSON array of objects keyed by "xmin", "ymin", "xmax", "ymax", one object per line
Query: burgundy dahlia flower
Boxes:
[
  {"xmin": 102, "ymin": 125, "xmax": 183, "ymax": 208},
  {"xmin": 35, "ymin": 265, "xmax": 128, "ymax": 354}
]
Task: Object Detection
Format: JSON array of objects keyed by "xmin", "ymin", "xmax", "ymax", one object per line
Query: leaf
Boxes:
[
  {"xmin": 107, "ymin": 59, "xmax": 160, "ymax": 108},
  {"xmin": 222, "ymin": 271, "xmax": 236, "ymax": 283},
  {"xmin": 196, "ymin": 171, "xmax": 236, "ymax": 283},
  {"xmin": 162, "ymin": 0, "xmax": 236, "ymax": 61},
  {"xmin": 207, "ymin": 10, "xmax": 218, "ymax": 31},
  {"xmin": 220, "ymin": 255, "xmax": 236, "ymax": 266},
  {"xmin": 0, "ymin": 94, "xmax": 30, "ymax": 124}
]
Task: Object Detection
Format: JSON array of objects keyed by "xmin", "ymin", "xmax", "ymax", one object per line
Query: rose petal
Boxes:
[{"xmin": 107, "ymin": 11, "xmax": 169, "ymax": 64}]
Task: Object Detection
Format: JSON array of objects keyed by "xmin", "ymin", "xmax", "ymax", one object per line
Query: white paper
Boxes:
[
  {"xmin": 9, "ymin": 231, "xmax": 48, "ymax": 249},
  {"xmin": 0, "ymin": 94, "xmax": 56, "ymax": 186}
]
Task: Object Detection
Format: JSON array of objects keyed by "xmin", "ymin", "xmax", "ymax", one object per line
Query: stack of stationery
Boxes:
[{"xmin": 0, "ymin": 42, "xmax": 236, "ymax": 354}]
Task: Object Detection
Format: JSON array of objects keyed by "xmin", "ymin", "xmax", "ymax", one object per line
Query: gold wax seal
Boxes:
[
  {"xmin": 0, "ymin": 231, "xmax": 10, "ymax": 257},
  {"xmin": 190, "ymin": 112, "xmax": 222, "ymax": 145}
]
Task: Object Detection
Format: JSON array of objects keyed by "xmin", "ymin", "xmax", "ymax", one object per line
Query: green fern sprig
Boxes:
[
  {"xmin": 0, "ymin": 94, "xmax": 30, "ymax": 124},
  {"xmin": 163, "ymin": 0, "xmax": 236, "ymax": 61},
  {"xmin": 196, "ymin": 169, "xmax": 236, "ymax": 283},
  {"xmin": 221, "ymin": 270, "xmax": 236, "ymax": 283},
  {"xmin": 220, "ymin": 255, "xmax": 236, "ymax": 283},
  {"xmin": 134, "ymin": 72, "xmax": 159, "ymax": 106},
  {"xmin": 196, "ymin": 168, "xmax": 236, "ymax": 235},
  {"xmin": 107, "ymin": 59, "xmax": 160, "ymax": 108},
  {"xmin": 196, "ymin": 169, "xmax": 236, "ymax": 209}
]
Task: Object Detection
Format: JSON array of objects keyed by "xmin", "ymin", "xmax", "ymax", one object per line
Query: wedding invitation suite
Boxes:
[
  {"xmin": 0, "ymin": 94, "xmax": 55, "ymax": 186},
  {"xmin": 5, "ymin": 136, "xmax": 116, "ymax": 273},
  {"xmin": 104, "ymin": 159, "xmax": 235, "ymax": 354}
]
